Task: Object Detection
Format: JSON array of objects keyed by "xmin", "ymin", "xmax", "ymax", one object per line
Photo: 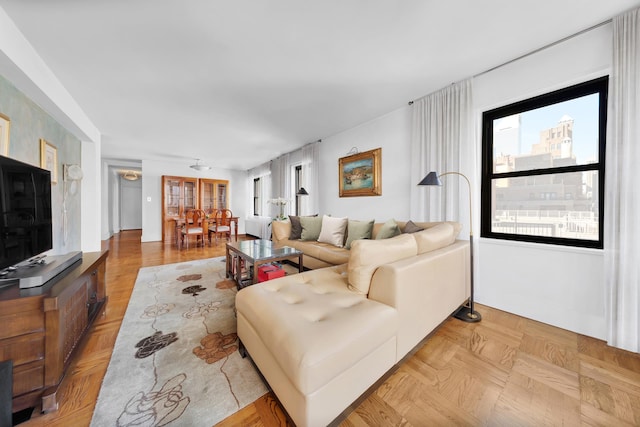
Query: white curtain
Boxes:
[
  {"xmin": 409, "ymin": 79, "xmax": 475, "ymax": 239},
  {"xmin": 246, "ymin": 161, "xmax": 271, "ymax": 217},
  {"xmin": 300, "ymin": 141, "xmax": 320, "ymax": 216},
  {"xmin": 270, "ymin": 153, "xmax": 292, "ymax": 217},
  {"xmin": 605, "ymin": 8, "xmax": 640, "ymax": 353}
]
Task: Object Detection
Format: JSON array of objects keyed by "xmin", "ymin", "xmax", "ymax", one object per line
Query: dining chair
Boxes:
[
  {"xmin": 209, "ymin": 209, "xmax": 232, "ymax": 244},
  {"xmin": 181, "ymin": 209, "xmax": 206, "ymax": 248}
]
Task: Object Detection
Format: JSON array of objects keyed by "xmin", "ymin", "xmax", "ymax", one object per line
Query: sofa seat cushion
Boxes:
[
  {"xmin": 285, "ymin": 240, "xmax": 350, "ymax": 265},
  {"xmin": 236, "ymin": 265, "xmax": 398, "ymax": 395}
]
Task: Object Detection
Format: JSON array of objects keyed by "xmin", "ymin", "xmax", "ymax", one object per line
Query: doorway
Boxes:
[{"xmin": 120, "ymin": 176, "xmax": 142, "ymax": 230}]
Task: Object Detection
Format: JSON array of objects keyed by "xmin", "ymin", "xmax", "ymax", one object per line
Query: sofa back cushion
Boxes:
[
  {"xmin": 272, "ymin": 220, "xmax": 291, "ymax": 243},
  {"xmin": 348, "ymin": 233, "xmax": 418, "ymax": 295},
  {"xmin": 413, "ymin": 222, "xmax": 461, "ymax": 254}
]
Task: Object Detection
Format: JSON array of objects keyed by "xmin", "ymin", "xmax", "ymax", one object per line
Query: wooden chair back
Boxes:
[
  {"xmin": 209, "ymin": 209, "xmax": 232, "ymax": 243},
  {"xmin": 182, "ymin": 209, "xmax": 206, "ymax": 247}
]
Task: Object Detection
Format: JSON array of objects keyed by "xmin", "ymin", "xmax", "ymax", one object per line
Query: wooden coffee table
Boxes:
[{"xmin": 226, "ymin": 240, "xmax": 303, "ymax": 288}]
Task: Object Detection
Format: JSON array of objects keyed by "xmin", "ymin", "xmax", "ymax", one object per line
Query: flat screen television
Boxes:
[{"xmin": 0, "ymin": 155, "xmax": 53, "ymax": 272}]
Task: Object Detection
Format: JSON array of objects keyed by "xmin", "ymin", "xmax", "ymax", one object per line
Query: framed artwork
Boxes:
[
  {"xmin": 40, "ymin": 139, "xmax": 58, "ymax": 184},
  {"xmin": 338, "ymin": 147, "xmax": 382, "ymax": 197},
  {"xmin": 0, "ymin": 113, "xmax": 9, "ymax": 156}
]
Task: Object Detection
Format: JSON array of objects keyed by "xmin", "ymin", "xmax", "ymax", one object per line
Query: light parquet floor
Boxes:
[{"xmin": 21, "ymin": 230, "xmax": 640, "ymax": 426}]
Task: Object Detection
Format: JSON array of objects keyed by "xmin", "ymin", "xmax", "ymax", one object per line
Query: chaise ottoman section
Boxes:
[{"xmin": 236, "ymin": 265, "xmax": 399, "ymax": 426}]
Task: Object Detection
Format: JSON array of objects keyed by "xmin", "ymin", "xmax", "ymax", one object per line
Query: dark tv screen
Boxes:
[{"xmin": 0, "ymin": 155, "xmax": 53, "ymax": 271}]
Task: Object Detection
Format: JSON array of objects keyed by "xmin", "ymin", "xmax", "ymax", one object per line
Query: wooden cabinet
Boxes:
[
  {"xmin": 199, "ymin": 179, "xmax": 229, "ymax": 214},
  {"xmin": 162, "ymin": 176, "xmax": 198, "ymax": 242},
  {"xmin": 0, "ymin": 250, "xmax": 108, "ymax": 414},
  {"xmin": 162, "ymin": 176, "xmax": 231, "ymax": 243}
]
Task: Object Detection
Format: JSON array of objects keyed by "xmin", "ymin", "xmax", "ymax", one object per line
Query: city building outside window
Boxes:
[{"xmin": 481, "ymin": 76, "xmax": 608, "ymax": 249}]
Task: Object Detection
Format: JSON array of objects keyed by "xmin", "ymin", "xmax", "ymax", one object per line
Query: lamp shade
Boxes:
[
  {"xmin": 297, "ymin": 187, "xmax": 309, "ymax": 196},
  {"xmin": 417, "ymin": 171, "xmax": 442, "ymax": 186}
]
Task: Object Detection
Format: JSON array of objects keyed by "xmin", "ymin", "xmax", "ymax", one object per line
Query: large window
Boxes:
[
  {"xmin": 481, "ymin": 76, "xmax": 608, "ymax": 249},
  {"xmin": 253, "ymin": 177, "xmax": 261, "ymax": 216}
]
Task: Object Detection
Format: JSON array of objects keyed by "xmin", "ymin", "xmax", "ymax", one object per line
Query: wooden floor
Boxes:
[{"xmin": 21, "ymin": 230, "xmax": 640, "ymax": 426}]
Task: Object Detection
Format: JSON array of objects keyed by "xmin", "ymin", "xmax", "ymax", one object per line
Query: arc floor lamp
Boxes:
[{"xmin": 418, "ymin": 171, "xmax": 481, "ymax": 322}]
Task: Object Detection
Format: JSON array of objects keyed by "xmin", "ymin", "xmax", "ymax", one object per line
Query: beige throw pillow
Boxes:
[
  {"xmin": 413, "ymin": 222, "xmax": 460, "ymax": 254},
  {"xmin": 317, "ymin": 215, "xmax": 348, "ymax": 247},
  {"xmin": 348, "ymin": 234, "xmax": 418, "ymax": 295}
]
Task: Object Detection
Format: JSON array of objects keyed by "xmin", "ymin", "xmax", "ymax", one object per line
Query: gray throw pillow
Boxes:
[
  {"xmin": 345, "ymin": 219, "xmax": 375, "ymax": 249},
  {"xmin": 289, "ymin": 215, "xmax": 302, "ymax": 239},
  {"xmin": 300, "ymin": 216, "xmax": 323, "ymax": 241},
  {"xmin": 375, "ymin": 219, "xmax": 401, "ymax": 239},
  {"xmin": 403, "ymin": 220, "xmax": 424, "ymax": 234}
]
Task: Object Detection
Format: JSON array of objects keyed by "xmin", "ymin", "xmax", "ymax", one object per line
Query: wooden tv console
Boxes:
[{"xmin": 0, "ymin": 250, "xmax": 108, "ymax": 414}]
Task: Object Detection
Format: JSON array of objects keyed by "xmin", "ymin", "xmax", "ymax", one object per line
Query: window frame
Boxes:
[
  {"xmin": 253, "ymin": 177, "xmax": 261, "ymax": 216},
  {"xmin": 480, "ymin": 76, "xmax": 608, "ymax": 249}
]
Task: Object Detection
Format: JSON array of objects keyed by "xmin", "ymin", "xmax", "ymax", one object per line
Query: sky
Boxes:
[{"xmin": 518, "ymin": 93, "xmax": 600, "ymax": 164}]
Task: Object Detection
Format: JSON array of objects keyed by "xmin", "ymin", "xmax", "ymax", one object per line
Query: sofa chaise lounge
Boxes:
[{"xmin": 236, "ymin": 221, "xmax": 470, "ymax": 426}]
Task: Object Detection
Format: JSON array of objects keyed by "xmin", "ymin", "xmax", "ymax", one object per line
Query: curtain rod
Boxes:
[{"xmin": 408, "ymin": 18, "xmax": 612, "ymax": 105}]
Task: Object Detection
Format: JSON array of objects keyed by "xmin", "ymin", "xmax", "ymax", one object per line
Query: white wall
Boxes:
[
  {"xmin": 141, "ymin": 159, "xmax": 248, "ymax": 242},
  {"xmin": 473, "ymin": 23, "xmax": 612, "ymax": 340},
  {"xmin": 81, "ymin": 139, "xmax": 101, "ymax": 252},
  {"xmin": 319, "ymin": 107, "xmax": 413, "ymax": 220}
]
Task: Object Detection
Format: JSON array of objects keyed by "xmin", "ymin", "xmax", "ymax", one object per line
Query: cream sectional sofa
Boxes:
[
  {"xmin": 236, "ymin": 221, "xmax": 470, "ymax": 426},
  {"xmin": 271, "ymin": 218, "xmax": 447, "ymax": 270}
]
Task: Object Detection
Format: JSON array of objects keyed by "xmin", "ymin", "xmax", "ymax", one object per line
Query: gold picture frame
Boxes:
[
  {"xmin": 0, "ymin": 113, "xmax": 10, "ymax": 156},
  {"xmin": 338, "ymin": 147, "xmax": 382, "ymax": 197},
  {"xmin": 40, "ymin": 139, "xmax": 58, "ymax": 184}
]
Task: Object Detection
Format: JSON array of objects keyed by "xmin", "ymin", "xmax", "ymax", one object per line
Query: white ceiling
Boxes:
[{"xmin": 1, "ymin": 0, "xmax": 639, "ymax": 170}]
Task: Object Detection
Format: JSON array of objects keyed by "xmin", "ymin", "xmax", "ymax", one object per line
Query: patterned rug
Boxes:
[{"xmin": 90, "ymin": 257, "xmax": 268, "ymax": 427}]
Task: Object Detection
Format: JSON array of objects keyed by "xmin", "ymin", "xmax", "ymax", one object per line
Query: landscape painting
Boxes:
[{"xmin": 338, "ymin": 147, "xmax": 381, "ymax": 197}]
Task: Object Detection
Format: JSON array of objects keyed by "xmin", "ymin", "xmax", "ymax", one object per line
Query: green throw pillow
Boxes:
[
  {"xmin": 345, "ymin": 219, "xmax": 375, "ymax": 249},
  {"xmin": 376, "ymin": 219, "xmax": 401, "ymax": 239},
  {"xmin": 289, "ymin": 214, "xmax": 318, "ymax": 239},
  {"xmin": 300, "ymin": 216, "xmax": 323, "ymax": 241}
]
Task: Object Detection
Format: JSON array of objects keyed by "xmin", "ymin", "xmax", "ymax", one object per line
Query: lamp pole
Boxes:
[
  {"xmin": 296, "ymin": 187, "xmax": 309, "ymax": 216},
  {"xmin": 418, "ymin": 171, "xmax": 481, "ymax": 322}
]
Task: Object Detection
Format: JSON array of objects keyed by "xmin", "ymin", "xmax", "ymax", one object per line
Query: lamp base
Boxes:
[{"xmin": 453, "ymin": 305, "xmax": 482, "ymax": 323}]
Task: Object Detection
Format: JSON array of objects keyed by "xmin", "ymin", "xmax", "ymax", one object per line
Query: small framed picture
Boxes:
[
  {"xmin": 0, "ymin": 113, "xmax": 10, "ymax": 156},
  {"xmin": 40, "ymin": 139, "xmax": 58, "ymax": 184},
  {"xmin": 338, "ymin": 147, "xmax": 382, "ymax": 197}
]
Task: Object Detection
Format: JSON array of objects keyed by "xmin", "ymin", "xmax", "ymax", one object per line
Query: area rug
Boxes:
[{"xmin": 90, "ymin": 257, "xmax": 268, "ymax": 427}]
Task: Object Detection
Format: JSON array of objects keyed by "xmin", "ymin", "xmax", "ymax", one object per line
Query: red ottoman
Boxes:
[{"xmin": 258, "ymin": 264, "xmax": 285, "ymax": 282}]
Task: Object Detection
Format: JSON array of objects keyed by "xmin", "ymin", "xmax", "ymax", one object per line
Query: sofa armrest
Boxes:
[{"xmin": 368, "ymin": 240, "xmax": 470, "ymax": 359}]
